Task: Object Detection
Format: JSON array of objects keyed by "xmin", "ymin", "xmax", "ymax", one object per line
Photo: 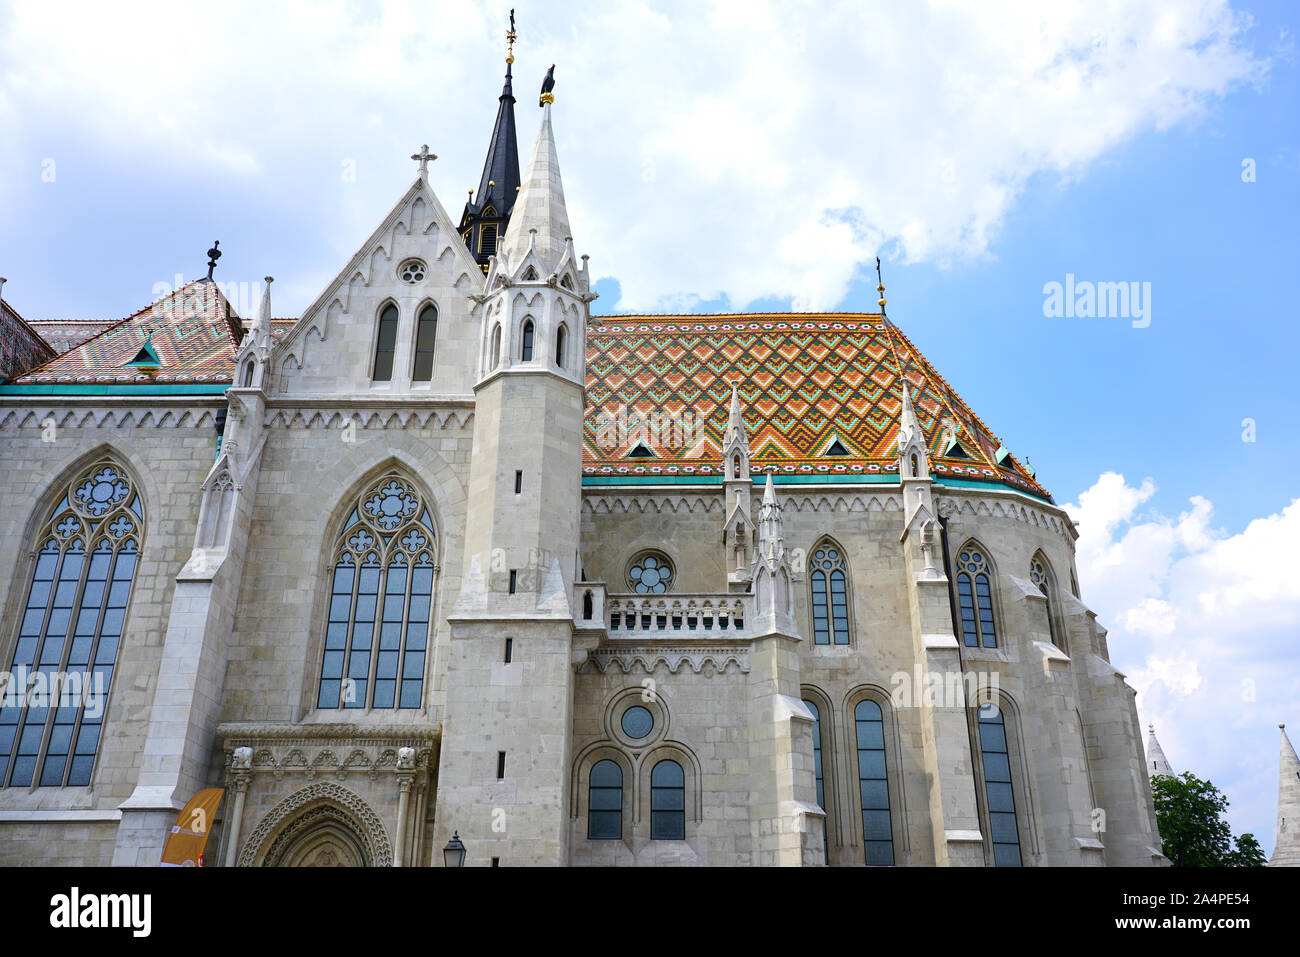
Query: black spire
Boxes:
[{"xmin": 459, "ymin": 12, "xmax": 522, "ymax": 272}]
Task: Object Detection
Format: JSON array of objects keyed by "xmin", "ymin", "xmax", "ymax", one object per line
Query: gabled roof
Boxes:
[
  {"xmin": 3, "ymin": 281, "xmax": 293, "ymax": 390},
  {"xmin": 583, "ymin": 313, "xmax": 1049, "ymax": 499}
]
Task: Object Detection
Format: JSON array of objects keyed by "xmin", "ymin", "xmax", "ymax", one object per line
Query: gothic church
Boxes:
[{"xmin": 0, "ymin": 34, "xmax": 1173, "ymax": 866}]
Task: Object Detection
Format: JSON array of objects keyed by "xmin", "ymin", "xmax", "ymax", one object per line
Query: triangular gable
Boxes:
[{"xmin": 279, "ymin": 176, "xmax": 484, "ymax": 356}]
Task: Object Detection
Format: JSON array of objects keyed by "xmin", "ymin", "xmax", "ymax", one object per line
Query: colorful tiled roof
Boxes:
[
  {"xmin": 25, "ymin": 320, "xmax": 120, "ymax": 353},
  {"xmin": 583, "ymin": 313, "xmax": 1049, "ymax": 499},
  {"xmin": 0, "ymin": 299, "xmax": 57, "ymax": 382},
  {"xmin": 8, "ymin": 282, "xmax": 294, "ymax": 387}
]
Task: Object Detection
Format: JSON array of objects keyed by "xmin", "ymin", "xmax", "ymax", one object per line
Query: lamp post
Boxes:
[{"xmin": 443, "ymin": 831, "xmax": 466, "ymax": 868}]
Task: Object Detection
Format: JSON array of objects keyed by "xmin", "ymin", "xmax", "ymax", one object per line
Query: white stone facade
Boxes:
[{"xmin": 0, "ymin": 103, "xmax": 1166, "ymax": 867}]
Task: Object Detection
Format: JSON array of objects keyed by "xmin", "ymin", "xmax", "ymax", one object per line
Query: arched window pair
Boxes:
[
  {"xmin": 587, "ymin": 758, "xmax": 685, "ymax": 841},
  {"xmin": 2, "ymin": 460, "xmax": 142, "ymax": 788},
  {"xmin": 808, "ymin": 540, "xmax": 851, "ymax": 645},
  {"xmin": 372, "ymin": 304, "xmax": 438, "ymax": 382},
  {"xmin": 803, "ymin": 694, "xmax": 896, "ymax": 865},
  {"xmin": 316, "ymin": 474, "xmax": 435, "ymax": 710}
]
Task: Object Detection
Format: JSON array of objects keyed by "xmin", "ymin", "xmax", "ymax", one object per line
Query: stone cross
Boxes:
[{"xmin": 411, "ymin": 144, "xmax": 437, "ymax": 176}]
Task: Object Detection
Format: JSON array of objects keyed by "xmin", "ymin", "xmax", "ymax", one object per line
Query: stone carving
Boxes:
[
  {"xmin": 232, "ymin": 746, "xmax": 253, "ymax": 770},
  {"xmin": 238, "ymin": 781, "xmax": 392, "ymax": 867}
]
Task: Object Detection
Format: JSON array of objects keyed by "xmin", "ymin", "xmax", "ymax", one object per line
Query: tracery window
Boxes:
[
  {"xmin": 809, "ymin": 541, "xmax": 851, "ymax": 645},
  {"xmin": 2, "ymin": 461, "xmax": 143, "ymax": 788},
  {"xmin": 955, "ymin": 544, "xmax": 998, "ymax": 648},
  {"xmin": 317, "ymin": 474, "xmax": 435, "ymax": 710},
  {"xmin": 855, "ymin": 699, "xmax": 893, "ymax": 865},
  {"xmin": 1029, "ymin": 554, "xmax": 1060, "ymax": 648},
  {"xmin": 411, "ymin": 304, "xmax": 437, "ymax": 381},
  {"xmin": 627, "ymin": 551, "xmax": 673, "ymax": 594},
  {"xmin": 650, "ymin": 759, "xmax": 685, "ymax": 839}
]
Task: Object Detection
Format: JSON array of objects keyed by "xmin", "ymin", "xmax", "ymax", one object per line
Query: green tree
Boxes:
[{"xmin": 1152, "ymin": 771, "xmax": 1266, "ymax": 867}]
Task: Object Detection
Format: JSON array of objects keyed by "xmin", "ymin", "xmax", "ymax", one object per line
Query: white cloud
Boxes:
[
  {"xmin": 0, "ymin": 0, "xmax": 1267, "ymax": 313},
  {"xmin": 1064, "ymin": 474, "xmax": 1300, "ymax": 852}
]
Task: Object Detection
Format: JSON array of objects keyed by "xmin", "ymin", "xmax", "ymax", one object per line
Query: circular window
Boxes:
[
  {"xmin": 628, "ymin": 551, "xmax": 674, "ymax": 594},
  {"xmin": 621, "ymin": 706, "xmax": 654, "ymax": 739},
  {"xmin": 398, "ymin": 259, "xmax": 427, "ymax": 284}
]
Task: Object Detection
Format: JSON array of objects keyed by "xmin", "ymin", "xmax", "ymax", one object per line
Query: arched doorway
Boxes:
[{"xmin": 237, "ymin": 781, "xmax": 393, "ymax": 867}]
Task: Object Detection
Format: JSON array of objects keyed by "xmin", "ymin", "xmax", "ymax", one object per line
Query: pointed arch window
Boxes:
[
  {"xmin": 2, "ymin": 461, "xmax": 143, "ymax": 788},
  {"xmin": 317, "ymin": 474, "xmax": 435, "ymax": 710},
  {"xmin": 650, "ymin": 759, "xmax": 685, "ymax": 839},
  {"xmin": 555, "ymin": 324, "xmax": 567, "ymax": 369},
  {"xmin": 855, "ymin": 699, "xmax": 894, "ymax": 865},
  {"xmin": 372, "ymin": 303, "xmax": 398, "ymax": 381},
  {"xmin": 1029, "ymin": 555, "xmax": 1060, "ymax": 648},
  {"xmin": 479, "ymin": 223, "xmax": 498, "ymax": 256},
  {"xmin": 809, "ymin": 542, "xmax": 851, "ymax": 645},
  {"xmin": 955, "ymin": 544, "xmax": 998, "ymax": 648},
  {"xmin": 412, "ymin": 304, "xmax": 438, "ymax": 381},
  {"xmin": 490, "ymin": 324, "xmax": 502, "ymax": 369},
  {"xmin": 520, "ymin": 319, "xmax": 535, "ymax": 362},
  {"xmin": 242, "ymin": 358, "xmax": 255, "ymax": 387},
  {"xmin": 588, "ymin": 759, "xmax": 622, "ymax": 839},
  {"xmin": 978, "ymin": 706, "xmax": 1022, "ymax": 866}
]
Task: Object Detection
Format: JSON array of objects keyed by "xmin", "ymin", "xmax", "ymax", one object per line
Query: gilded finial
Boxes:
[
  {"xmin": 506, "ymin": 9, "xmax": 517, "ymax": 64},
  {"xmin": 875, "ymin": 256, "xmax": 887, "ymax": 313}
]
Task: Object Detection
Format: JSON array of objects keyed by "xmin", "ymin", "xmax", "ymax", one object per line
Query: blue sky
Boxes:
[{"xmin": 1, "ymin": 0, "xmax": 1296, "ymax": 856}]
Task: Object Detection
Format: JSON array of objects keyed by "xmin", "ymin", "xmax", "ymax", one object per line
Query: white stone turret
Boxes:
[
  {"xmin": 897, "ymin": 383, "xmax": 936, "ymax": 547},
  {"xmin": 234, "ymin": 277, "xmax": 274, "ymax": 392},
  {"xmin": 723, "ymin": 383, "xmax": 756, "ymax": 587},
  {"xmin": 476, "ymin": 102, "xmax": 593, "ymax": 388},
  {"xmin": 1271, "ymin": 724, "xmax": 1300, "ymax": 866},
  {"xmin": 1145, "ymin": 724, "xmax": 1174, "ymax": 779}
]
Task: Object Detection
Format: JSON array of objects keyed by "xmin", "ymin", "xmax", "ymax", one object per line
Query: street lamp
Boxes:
[{"xmin": 443, "ymin": 831, "xmax": 466, "ymax": 868}]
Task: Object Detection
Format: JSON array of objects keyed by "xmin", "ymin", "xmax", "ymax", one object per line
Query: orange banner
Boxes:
[{"xmin": 159, "ymin": 787, "xmax": 224, "ymax": 867}]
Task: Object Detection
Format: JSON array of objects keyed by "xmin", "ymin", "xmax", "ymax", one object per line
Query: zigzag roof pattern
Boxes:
[
  {"xmin": 583, "ymin": 313, "xmax": 1049, "ymax": 500},
  {"xmin": 9, "ymin": 281, "xmax": 293, "ymax": 386}
]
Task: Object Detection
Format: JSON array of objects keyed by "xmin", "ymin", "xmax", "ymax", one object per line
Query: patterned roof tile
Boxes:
[{"xmin": 584, "ymin": 313, "xmax": 1049, "ymax": 499}]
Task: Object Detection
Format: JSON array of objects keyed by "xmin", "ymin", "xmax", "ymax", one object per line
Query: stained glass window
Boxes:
[
  {"xmin": 809, "ymin": 542, "xmax": 851, "ymax": 645},
  {"xmin": 955, "ymin": 544, "xmax": 998, "ymax": 648},
  {"xmin": 2, "ymin": 461, "xmax": 143, "ymax": 788},
  {"xmin": 317, "ymin": 475, "xmax": 435, "ymax": 710}
]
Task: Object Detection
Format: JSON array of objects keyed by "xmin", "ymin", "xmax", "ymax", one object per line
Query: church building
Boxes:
[{"xmin": 0, "ymin": 28, "xmax": 1172, "ymax": 866}]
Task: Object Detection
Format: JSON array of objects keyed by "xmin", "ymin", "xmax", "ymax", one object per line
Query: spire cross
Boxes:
[{"xmin": 411, "ymin": 144, "xmax": 437, "ymax": 177}]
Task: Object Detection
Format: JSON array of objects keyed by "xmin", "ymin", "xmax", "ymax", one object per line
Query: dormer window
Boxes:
[{"xmin": 825, "ymin": 438, "xmax": 849, "ymax": 457}]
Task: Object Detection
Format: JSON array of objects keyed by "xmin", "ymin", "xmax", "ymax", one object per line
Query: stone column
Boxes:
[{"xmin": 222, "ymin": 747, "xmax": 252, "ymax": 868}]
